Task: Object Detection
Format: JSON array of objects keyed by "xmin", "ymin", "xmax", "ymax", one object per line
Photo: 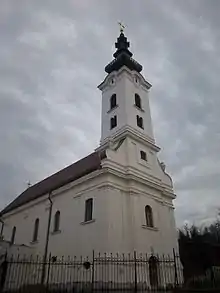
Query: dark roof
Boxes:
[
  {"xmin": 0, "ymin": 151, "xmax": 106, "ymax": 216},
  {"xmin": 105, "ymin": 32, "xmax": 142, "ymax": 74}
]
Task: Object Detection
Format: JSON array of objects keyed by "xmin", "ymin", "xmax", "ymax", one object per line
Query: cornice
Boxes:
[
  {"xmin": 98, "ymin": 66, "xmax": 151, "ymax": 91},
  {"xmin": 98, "ymin": 125, "xmax": 159, "ymax": 152}
]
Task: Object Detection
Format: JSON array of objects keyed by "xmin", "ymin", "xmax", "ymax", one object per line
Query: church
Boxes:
[{"xmin": 0, "ymin": 29, "xmax": 178, "ymax": 257}]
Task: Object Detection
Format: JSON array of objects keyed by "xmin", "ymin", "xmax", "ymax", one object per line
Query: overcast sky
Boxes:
[{"xmin": 1, "ymin": 0, "xmax": 220, "ymax": 226}]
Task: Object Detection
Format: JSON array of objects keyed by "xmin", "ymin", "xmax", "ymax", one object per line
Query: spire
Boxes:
[
  {"xmin": 105, "ymin": 29, "xmax": 142, "ymax": 74},
  {"xmin": 113, "ymin": 32, "xmax": 132, "ymax": 59}
]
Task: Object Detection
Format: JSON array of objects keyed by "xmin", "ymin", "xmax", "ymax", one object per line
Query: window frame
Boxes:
[
  {"xmin": 84, "ymin": 198, "xmax": 93, "ymax": 222},
  {"xmin": 54, "ymin": 211, "xmax": 61, "ymax": 232},
  {"xmin": 135, "ymin": 93, "xmax": 142, "ymax": 109},
  {"xmin": 10, "ymin": 226, "xmax": 16, "ymax": 245},
  {"xmin": 110, "ymin": 94, "xmax": 117, "ymax": 110},
  {"xmin": 140, "ymin": 150, "xmax": 147, "ymax": 161},
  {"xmin": 145, "ymin": 205, "xmax": 154, "ymax": 227},
  {"xmin": 136, "ymin": 115, "xmax": 144, "ymax": 129},
  {"xmin": 110, "ymin": 115, "xmax": 117, "ymax": 129},
  {"xmin": 32, "ymin": 218, "xmax": 39, "ymax": 242}
]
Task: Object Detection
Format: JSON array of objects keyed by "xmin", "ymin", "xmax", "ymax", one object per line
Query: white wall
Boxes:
[
  {"xmin": 106, "ymin": 136, "xmax": 173, "ymax": 188},
  {"xmin": 100, "ymin": 73, "xmax": 126, "ymax": 141},
  {"xmin": 2, "ymin": 173, "xmax": 114, "ymax": 257},
  {"xmin": 100, "ymin": 68, "xmax": 154, "ymax": 144},
  {"xmin": 2, "ymin": 197, "xmax": 49, "ymax": 254},
  {"xmin": 2, "ymin": 165, "xmax": 178, "ymax": 258},
  {"xmin": 124, "ymin": 73, "xmax": 154, "ymax": 140}
]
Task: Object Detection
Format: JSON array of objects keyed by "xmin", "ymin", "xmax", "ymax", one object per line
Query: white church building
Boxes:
[{"xmin": 0, "ymin": 30, "xmax": 178, "ymax": 258}]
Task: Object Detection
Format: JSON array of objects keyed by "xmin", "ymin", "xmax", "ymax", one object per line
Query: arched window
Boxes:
[
  {"xmin": 135, "ymin": 93, "xmax": 142, "ymax": 109},
  {"xmin": 54, "ymin": 211, "xmax": 60, "ymax": 232},
  {"xmin": 10, "ymin": 226, "xmax": 16, "ymax": 245},
  {"xmin": 33, "ymin": 218, "xmax": 39, "ymax": 242},
  {"xmin": 145, "ymin": 205, "xmax": 154, "ymax": 227},
  {"xmin": 85, "ymin": 198, "xmax": 93, "ymax": 222},
  {"xmin": 110, "ymin": 94, "xmax": 117, "ymax": 110}
]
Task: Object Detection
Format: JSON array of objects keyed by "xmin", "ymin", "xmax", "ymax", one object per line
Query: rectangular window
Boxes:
[
  {"xmin": 110, "ymin": 94, "xmax": 117, "ymax": 110},
  {"xmin": 33, "ymin": 218, "xmax": 39, "ymax": 242},
  {"xmin": 110, "ymin": 115, "xmax": 117, "ymax": 129},
  {"xmin": 137, "ymin": 115, "xmax": 144, "ymax": 129},
  {"xmin": 140, "ymin": 150, "xmax": 147, "ymax": 161},
  {"xmin": 10, "ymin": 226, "xmax": 16, "ymax": 245},
  {"xmin": 135, "ymin": 93, "xmax": 142, "ymax": 109},
  {"xmin": 85, "ymin": 198, "xmax": 93, "ymax": 222}
]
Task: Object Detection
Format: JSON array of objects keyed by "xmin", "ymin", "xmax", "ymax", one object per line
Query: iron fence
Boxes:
[{"xmin": 1, "ymin": 250, "xmax": 183, "ymax": 292}]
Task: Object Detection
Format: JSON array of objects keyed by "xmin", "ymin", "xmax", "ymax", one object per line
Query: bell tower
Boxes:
[
  {"xmin": 98, "ymin": 29, "xmax": 155, "ymax": 147},
  {"xmin": 96, "ymin": 28, "xmax": 178, "ymax": 255}
]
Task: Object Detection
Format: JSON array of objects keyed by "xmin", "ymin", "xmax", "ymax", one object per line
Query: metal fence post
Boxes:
[
  {"xmin": 91, "ymin": 250, "xmax": 95, "ymax": 293},
  {"xmin": 46, "ymin": 253, "xmax": 51, "ymax": 288},
  {"xmin": 173, "ymin": 248, "xmax": 178, "ymax": 287},
  {"xmin": 0, "ymin": 252, "xmax": 8, "ymax": 292},
  {"xmin": 134, "ymin": 251, "xmax": 137, "ymax": 293}
]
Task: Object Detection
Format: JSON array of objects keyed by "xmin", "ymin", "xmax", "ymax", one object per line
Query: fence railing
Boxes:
[{"xmin": 0, "ymin": 251, "xmax": 183, "ymax": 292}]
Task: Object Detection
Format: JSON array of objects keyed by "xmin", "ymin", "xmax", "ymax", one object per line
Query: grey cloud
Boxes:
[{"xmin": 0, "ymin": 0, "xmax": 219, "ymax": 227}]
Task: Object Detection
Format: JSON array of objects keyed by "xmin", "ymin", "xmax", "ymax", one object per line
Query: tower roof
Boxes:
[{"xmin": 105, "ymin": 32, "xmax": 142, "ymax": 74}]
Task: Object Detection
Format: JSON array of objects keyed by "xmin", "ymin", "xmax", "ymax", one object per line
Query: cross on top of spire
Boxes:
[
  {"xmin": 105, "ymin": 25, "xmax": 143, "ymax": 74},
  {"xmin": 118, "ymin": 21, "xmax": 125, "ymax": 33}
]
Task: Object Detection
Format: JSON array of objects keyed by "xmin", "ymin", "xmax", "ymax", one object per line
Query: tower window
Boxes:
[
  {"xmin": 10, "ymin": 226, "xmax": 16, "ymax": 245},
  {"xmin": 140, "ymin": 150, "xmax": 147, "ymax": 161},
  {"xmin": 145, "ymin": 205, "xmax": 154, "ymax": 227},
  {"xmin": 33, "ymin": 218, "xmax": 39, "ymax": 242},
  {"xmin": 135, "ymin": 93, "xmax": 142, "ymax": 109},
  {"xmin": 137, "ymin": 115, "xmax": 144, "ymax": 129},
  {"xmin": 110, "ymin": 94, "xmax": 117, "ymax": 110},
  {"xmin": 110, "ymin": 115, "xmax": 117, "ymax": 129},
  {"xmin": 85, "ymin": 198, "xmax": 93, "ymax": 222},
  {"xmin": 54, "ymin": 211, "xmax": 61, "ymax": 232}
]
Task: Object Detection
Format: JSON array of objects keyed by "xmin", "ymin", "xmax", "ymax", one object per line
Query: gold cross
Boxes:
[{"xmin": 118, "ymin": 21, "xmax": 125, "ymax": 33}]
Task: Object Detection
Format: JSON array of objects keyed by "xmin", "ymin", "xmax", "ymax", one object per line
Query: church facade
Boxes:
[{"xmin": 0, "ymin": 31, "xmax": 178, "ymax": 257}]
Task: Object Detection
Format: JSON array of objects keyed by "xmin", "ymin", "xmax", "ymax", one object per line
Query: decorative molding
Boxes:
[
  {"xmin": 23, "ymin": 213, "xmax": 29, "ymax": 219},
  {"xmin": 142, "ymin": 225, "xmax": 158, "ymax": 231},
  {"xmin": 53, "ymin": 169, "xmax": 105, "ymax": 197},
  {"xmin": 2, "ymin": 170, "xmax": 107, "ymax": 218},
  {"xmin": 113, "ymin": 137, "xmax": 126, "ymax": 151},
  {"xmin": 3, "ymin": 156, "xmax": 175, "ymax": 219},
  {"xmin": 138, "ymin": 159, "xmax": 151, "ymax": 169},
  {"xmin": 80, "ymin": 219, "xmax": 96, "ymax": 225},
  {"xmin": 102, "ymin": 158, "xmax": 174, "ymax": 192},
  {"xmin": 30, "ymin": 240, "xmax": 39, "ymax": 245},
  {"xmin": 2, "ymin": 194, "xmax": 49, "ymax": 218},
  {"xmin": 100, "ymin": 163, "xmax": 174, "ymax": 199},
  {"xmin": 100, "ymin": 125, "xmax": 158, "ymax": 151},
  {"xmin": 94, "ymin": 180, "xmax": 167, "ymax": 205},
  {"xmin": 107, "ymin": 105, "xmax": 119, "ymax": 114},
  {"xmin": 133, "ymin": 104, "xmax": 145, "ymax": 113},
  {"xmin": 51, "ymin": 230, "xmax": 61, "ymax": 235},
  {"xmin": 98, "ymin": 66, "xmax": 151, "ymax": 95},
  {"xmin": 72, "ymin": 179, "xmax": 112, "ymax": 198}
]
